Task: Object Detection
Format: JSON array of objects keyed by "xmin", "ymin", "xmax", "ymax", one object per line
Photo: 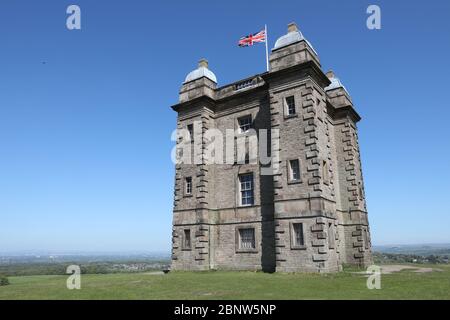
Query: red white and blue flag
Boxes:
[{"xmin": 238, "ymin": 29, "xmax": 266, "ymax": 47}]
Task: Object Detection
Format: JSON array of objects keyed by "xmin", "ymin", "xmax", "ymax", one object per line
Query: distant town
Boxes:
[{"xmin": 0, "ymin": 252, "xmax": 171, "ymax": 276}]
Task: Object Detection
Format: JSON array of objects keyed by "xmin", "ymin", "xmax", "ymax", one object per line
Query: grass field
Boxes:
[{"xmin": 0, "ymin": 264, "xmax": 449, "ymax": 300}]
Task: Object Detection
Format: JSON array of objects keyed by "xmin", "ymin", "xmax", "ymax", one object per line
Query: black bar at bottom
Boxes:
[{"xmin": 0, "ymin": 300, "xmax": 447, "ymax": 319}]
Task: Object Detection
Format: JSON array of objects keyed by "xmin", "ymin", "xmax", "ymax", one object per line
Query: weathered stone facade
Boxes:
[{"xmin": 171, "ymin": 23, "xmax": 372, "ymax": 273}]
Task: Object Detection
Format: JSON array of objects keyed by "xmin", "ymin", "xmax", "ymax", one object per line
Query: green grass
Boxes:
[{"xmin": 0, "ymin": 265, "xmax": 449, "ymax": 300}]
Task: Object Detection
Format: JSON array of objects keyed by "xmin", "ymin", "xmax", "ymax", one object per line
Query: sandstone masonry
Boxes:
[{"xmin": 170, "ymin": 23, "xmax": 372, "ymax": 273}]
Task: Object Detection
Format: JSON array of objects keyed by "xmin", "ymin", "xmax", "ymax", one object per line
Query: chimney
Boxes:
[
  {"xmin": 198, "ymin": 58, "xmax": 208, "ymax": 68},
  {"xmin": 287, "ymin": 22, "xmax": 298, "ymax": 33},
  {"xmin": 326, "ymin": 70, "xmax": 335, "ymax": 79}
]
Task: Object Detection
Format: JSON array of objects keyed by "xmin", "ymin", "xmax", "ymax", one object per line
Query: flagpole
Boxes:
[{"xmin": 265, "ymin": 24, "xmax": 269, "ymax": 72}]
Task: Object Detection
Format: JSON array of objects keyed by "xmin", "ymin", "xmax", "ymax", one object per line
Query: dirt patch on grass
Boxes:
[
  {"xmin": 142, "ymin": 271, "xmax": 165, "ymax": 275},
  {"xmin": 351, "ymin": 265, "xmax": 443, "ymax": 276},
  {"xmin": 381, "ymin": 265, "xmax": 442, "ymax": 274}
]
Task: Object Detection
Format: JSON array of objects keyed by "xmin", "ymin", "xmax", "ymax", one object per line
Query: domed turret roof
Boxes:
[
  {"xmin": 184, "ymin": 59, "xmax": 217, "ymax": 84},
  {"xmin": 273, "ymin": 22, "xmax": 317, "ymax": 55},
  {"xmin": 325, "ymin": 70, "xmax": 349, "ymax": 93}
]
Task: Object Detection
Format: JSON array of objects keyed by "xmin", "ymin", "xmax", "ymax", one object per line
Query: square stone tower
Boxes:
[{"xmin": 170, "ymin": 23, "xmax": 372, "ymax": 273}]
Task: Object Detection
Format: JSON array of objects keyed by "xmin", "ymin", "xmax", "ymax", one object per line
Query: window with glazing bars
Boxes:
[
  {"xmin": 289, "ymin": 159, "xmax": 300, "ymax": 181},
  {"xmin": 238, "ymin": 115, "xmax": 252, "ymax": 133},
  {"xmin": 239, "ymin": 228, "xmax": 255, "ymax": 249},
  {"xmin": 185, "ymin": 177, "xmax": 192, "ymax": 195},
  {"xmin": 285, "ymin": 96, "xmax": 296, "ymax": 115},
  {"xmin": 239, "ymin": 173, "xmax": 254, "ymax": 206}
]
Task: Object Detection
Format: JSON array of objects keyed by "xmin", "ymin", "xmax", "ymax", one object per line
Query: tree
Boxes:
[{"xmin": 0, "ymin": 274, "xmax": 9, "ymax": 286}]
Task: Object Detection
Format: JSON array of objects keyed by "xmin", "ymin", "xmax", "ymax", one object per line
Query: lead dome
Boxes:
[
  {"xmin": 273, "ymin": 22, "xmax": 317, "ymax": 55},
  {"xmin": 184, "ymin": 59, "xmax": 217, "ymax": 84}
]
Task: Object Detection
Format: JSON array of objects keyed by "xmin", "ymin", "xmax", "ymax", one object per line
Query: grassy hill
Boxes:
[{"xmin": 0, "ymin": 265, "xmax": 449, "ymax": 300}]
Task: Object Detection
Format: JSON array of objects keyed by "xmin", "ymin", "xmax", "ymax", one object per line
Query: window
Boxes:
[
  {"xmin": 239, "ymin": 228, "xmax": 255, "ymax": 250},
  {"xmin": 289, "ymin": 159, "xmax": 301, "ymax": 182},
  {"xmin": 239, "ymin": 173, "xmax": 254, "ymax": 206},
  {"xmin": 285, "ymin": 96, "xmax": 296, "ymax": 116},
  {"xmin": 185, "ymin": 177, "xmax": 192, "ymax": 195},
  {"xmin": 238, "ymin": 115, "xmax": 252, "ymax": 133},
  {"xmin": 187, "ymin": 124, "xmax": 194, "ymax": 143},
  {"xmin": 183, "ymin": 229, "xmax": 191, "ymax": 249},
  {"xmin": 323, "ymin": 160, "xmax": 329, "ymax": 184},
  {"xmin": 364, "ymin": 228, "xmax": 370, "ymax": 249},
  {"xmin": 292, "ymin": 223, "xmax": 305, "ymax": 247},
  {"xmin": 328, "ymin": 223, "xmax": 335, "ymax": 249}
]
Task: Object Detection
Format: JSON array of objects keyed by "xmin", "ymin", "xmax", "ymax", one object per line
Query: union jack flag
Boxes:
[{"xmin": 238, "ymin": 30, "xmax": 266, "ymax": 47}]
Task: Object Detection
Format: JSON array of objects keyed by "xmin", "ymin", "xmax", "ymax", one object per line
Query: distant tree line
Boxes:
[
  {"xmin": 373, "ymin": 252, "xmax": 449, "ymax": 264},
  {"xmin": 0, "ymin": 260, "xmax": 170, "ymax": 277}
]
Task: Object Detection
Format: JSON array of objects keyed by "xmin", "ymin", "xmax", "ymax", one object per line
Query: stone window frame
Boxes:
[
  {"xmin": 184, "ymin": 176, "xmax": 193, "ymax": 197},
  {"xmin": 287, "ymin": 158, "xmax": 302, "ymax": 184},
  {"xmin": 186, "ymin": 123, "xmax": 194, "ymax": 144},
  {"xmin": 290, "ymin": 222, "xmax": 306, "ymax": 250},
  {"xmin": 284, "ymin": 95, "xmax": 296, "ymax": 117},
  {"xmin": 235, "ymin": 225, "xmax": 258, "ymax": 253},
  {"xmin": 363, "ymin": 227, "xmax": 370, "ymax": 250},
  {"xmin": 237, "ymin": 114, "xmax": 253, "ymax": 134},
  {"xmin": 328, "ymin": 222, "xmax": 336, "ymax": 249},
  {"xmin": 238, "ymin": 172, "xmax": 255, "ymax": 207},
  {"xmin": 182, "ymin": 228, "xmax": 192, "ymax": 251},
  {"xmin": 281, "ymin": 92, "xmax": 299, "ymax": 120}
]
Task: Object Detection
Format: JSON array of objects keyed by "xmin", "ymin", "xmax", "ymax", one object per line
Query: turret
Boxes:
[
  {"xmin": 325, "ymin": 70, "xmax": 354, "ymax": 110},
  {"xmin": 324, "ymin": 70, "xmax": 371, "ymax": 267},
  {"xmin": 179, "ymin": 59, "xmax": 217, "ymax": 103},
  {"xmin": 269, "ymin": 22, "xmax": 321, "ymax": 73}
]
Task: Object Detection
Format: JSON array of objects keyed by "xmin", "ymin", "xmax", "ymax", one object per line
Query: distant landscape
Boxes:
[
  {"xmin": 0, "ymin": 252, "xmax": 171, "ymax": 277},
  {"xmin": 0, "ymin": 244, "xmax": 449, "ymax": 278},
  {"xmin": 373, "ymin": 243, "xmax": 450, "ymax": 255},
  {"xmin": 372, "ymin": 243, "xmax": 450, "ymax": 265},
  {"xmin": 0, "ymin": 244, "xmax": 449, "ymax": 300}
]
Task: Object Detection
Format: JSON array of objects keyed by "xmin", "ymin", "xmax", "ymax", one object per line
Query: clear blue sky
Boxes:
[{"xmin": 1, "ymin": 0, "xmax": 449, "ymax": 253}]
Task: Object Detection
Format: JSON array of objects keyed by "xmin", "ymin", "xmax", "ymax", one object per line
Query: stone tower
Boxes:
[{"xmin": 170, "ymin": 22, "xmax": 372, "ymax": 272}]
